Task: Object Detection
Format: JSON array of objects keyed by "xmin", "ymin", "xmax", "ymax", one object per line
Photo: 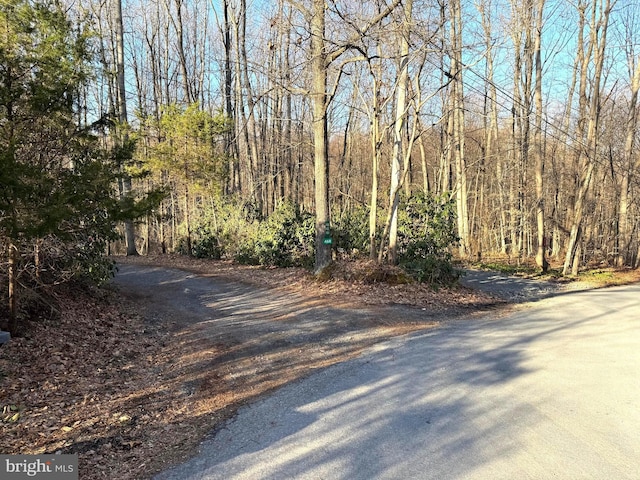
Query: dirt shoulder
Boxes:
[{"xmin": 1, "ymin": 255, "xmax": 502, "ymax": 480}]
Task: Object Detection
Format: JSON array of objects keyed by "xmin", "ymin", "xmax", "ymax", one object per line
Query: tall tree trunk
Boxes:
[
  {"xmin": 478, "ymin": 0, "xmax": 500, "ymax": 256},
  {"xmin": 387, "ymin": 0, "xmax": 412, "ymax": 265},
  {"xmin": 115, "ymin": 0, "xmax": 138, "ymax": 256},
  {"xmin": 508, "ymin": 1, "xmax": 524, "ymax": 258},
  {"xmin": 221, "ymin": 0, "xmax": 239, "ymax": 193},
  {"xmin": 288, "ymin": 0, "xmax": 400, "ymax": 272},
  {"xmin": 617, "ymin": 53, "xmax": 640, "ymax": 265},
  {"xmin": 281, "ymin": 3, "xmax": 294, "ymax": 203},
  {"xmin": 310, "ymin": 0, "xmax": 332, "ymax": 271},
  {"xmin": 166, "ymin": 0, "xmax": 193, "ymax": 103},
  {"xmin": 533, "ymin": 0, "xmax": 548, "ymax": 271},
  {"xmin": 367, "ymin": 52, "xmax": 383, "ymax": 260},
  {"xmin": 450, "ymin": 0, "xmax": 469, "ymax": 257},
  {"xmin": 231, "ymin": 0, "xmax": 261, "ymax": 207},
  {"xmin": 563, "ymin": 0, "xmax": 612, "ymax": 275},
  {"xmin": 8, "ymin": 242, "xmax": 17, "ymax": 335}
]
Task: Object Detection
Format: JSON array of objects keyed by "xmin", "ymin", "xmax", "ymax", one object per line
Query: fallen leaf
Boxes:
[{"xmin": 7, "ymin": 412, "xmax": 20, "ymax": 422}]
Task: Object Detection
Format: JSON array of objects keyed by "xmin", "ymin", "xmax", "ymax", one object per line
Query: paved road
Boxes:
[
  {"xmin": 154, "ymin": 283, "xmax": 640, "ymax": 480},
  {"xmin": 460, "ymin": 269, "xmax": 563, "ymax": 302}
]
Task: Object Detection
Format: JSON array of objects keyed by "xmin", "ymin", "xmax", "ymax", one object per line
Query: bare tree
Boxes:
[
  {"xmin": 449, "ymin": 0, "xmax": 470, "ymax": 257},
  {"xmin": 532, "ymin": 0, "xmax": 547, "ymax": 271},
  {"xmin": 563, "ymin": 0, "xmax": 614, "ymax": 275},
  {"xmin": 114, "ymin": 0, "xmax": 138, "ymax": 255},
  {"xmin": 617, "ymin": 10, "xmax": 640, "ymax": 266},
  {"xmin": 386, "ymin": 0, "xmax": 413, "ymax": 264},
  {"xmin": 476, "ymin": 0, "xmax": 505, "ymax": 255},
  {"xmin": 287, "ymin": 0, "xmax": 401, "ymax": 271}
]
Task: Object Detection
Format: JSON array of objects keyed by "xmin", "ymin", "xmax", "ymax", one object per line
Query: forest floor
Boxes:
[{"xmin": 1, "ymin": 255, "xmax": 639, "ymax": 479}]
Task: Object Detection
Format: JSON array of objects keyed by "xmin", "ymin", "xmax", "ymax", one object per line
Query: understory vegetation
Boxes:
[{"xmin": 175, "ymin": 192, "xmax": 461, "ymax": 286}]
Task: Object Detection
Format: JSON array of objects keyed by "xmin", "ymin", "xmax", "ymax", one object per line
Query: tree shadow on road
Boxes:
[{"xmin": 154, "ymin": 285, "xmax": 640, "ymax": 479}]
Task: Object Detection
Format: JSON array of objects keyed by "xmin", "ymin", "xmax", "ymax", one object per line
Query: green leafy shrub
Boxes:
[
  {"xmin": 332, "ymin": 206, "xmax": 370, "ymax": 257},
  {"xmin": 231, "ymin": 201, "xmax": 315, "ymax": 268},
  {"xmin": 232, "ymin": 240, "xmax": 260, "ymax": 265},
  {"xmin": 179, "ymin": 199, "xmax": 255, "ymax": 260},
  {"xmin": 72, "ymin": 237, "xmax": 118, "ymax": 285},
  {"xmin": 191, "ymin": 225, "xmax": 223, "ymax": 259},
  {"xmin": 397, "ymin": 192, "xmax": 461, "ymax": 286},
  {"xmin": 258, "ymin": 202, "xmax": 315, "ymax": 267},
  {"xmin": 400, "ymin": 256, "xmax": 460, "ymax": 286}
]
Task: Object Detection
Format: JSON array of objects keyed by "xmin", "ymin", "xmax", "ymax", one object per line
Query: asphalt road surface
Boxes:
[
  {"xmin": 459, "ymin": 269, "xmax": 563, "ymax": 302},
  {"xmin": 146, "ymin": 273, "xmax": 640, "ymax": 479}
]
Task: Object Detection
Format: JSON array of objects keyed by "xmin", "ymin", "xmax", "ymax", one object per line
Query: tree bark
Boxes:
[
  {"xmin": 450, "ymin": 0, "xmax": 470, "ymax": 258},
  {"xmin": 533, "ymin": 0, "xmax": 548, "ymax": 272},
  {"xmin": 387, "ymin": 0, "xmax": 412, "ymax": 265},
  {"xmin": 563, "ymin": 0, "xmax": 612, "ymax": 275},
  {"xmin": 310, "ymin": 0, "xmax": 332, "ymax": 271},
  {"xmin": 617, "ymin": 53, "xmax": 640, "ymax": 266},
  {"xmin": 365, "ymin": 52, "xmax": 384, "ymax": 260},
  {"xmin": 115, "ymin": 0, "xmax": 138, "ymax": 256},
  {"xmin": 8, "ymin": 242, "xmax": 17, "ymax": 335}
]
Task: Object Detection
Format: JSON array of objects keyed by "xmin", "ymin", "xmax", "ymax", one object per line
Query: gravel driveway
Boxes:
[{"xmin": 459, "ymin": 269, "xmax": 564, "ymax": 302}]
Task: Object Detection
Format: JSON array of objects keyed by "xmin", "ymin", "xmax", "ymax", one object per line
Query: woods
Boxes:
[
  {"xmin": 3, "ymin": 0, "xmax": 640, "ymax": 329},
  {"xmin": 3, "ymin": 2, "xmax": 640, "ymax": 475},
  {"xmin": 108, "ymin": 0, "xmax": 640, "ymax": 266}
]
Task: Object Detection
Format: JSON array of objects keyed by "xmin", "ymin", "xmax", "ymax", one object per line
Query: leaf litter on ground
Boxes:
[{"xmin": 0, "ymin": 255, "xmax": 503, "ymax": 479}]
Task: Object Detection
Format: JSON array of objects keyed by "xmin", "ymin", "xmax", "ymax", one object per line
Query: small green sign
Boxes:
[{"xmin": 323, "ymin": 220, "xmax": 332, "ymax": 245}]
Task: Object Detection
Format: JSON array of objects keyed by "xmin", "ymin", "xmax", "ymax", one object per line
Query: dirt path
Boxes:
[
  {"xmin": 114, "ymin": 263, "xmax": 441, "ymax": 376},
  {"xmin": 113, "ymin": 263, "xmax": 512, "ymax": 398}
]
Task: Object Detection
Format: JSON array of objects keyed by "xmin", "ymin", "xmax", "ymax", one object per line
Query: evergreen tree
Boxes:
[{"xmin": 0, "ymin": 0, "xmax": 157, "ymax": 334}]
